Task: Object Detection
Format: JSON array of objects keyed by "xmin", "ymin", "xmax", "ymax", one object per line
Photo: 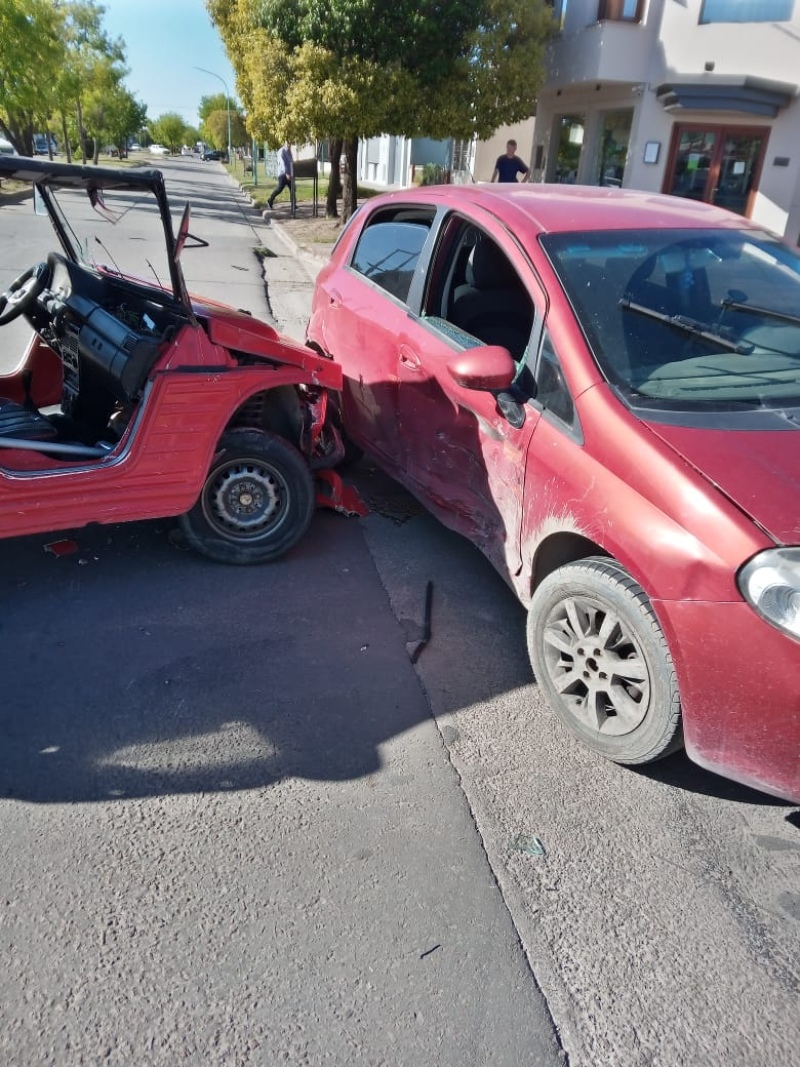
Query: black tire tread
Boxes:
[{"xmin": 179, "ymin": 429, "xmax": 314, "ymax": 565}]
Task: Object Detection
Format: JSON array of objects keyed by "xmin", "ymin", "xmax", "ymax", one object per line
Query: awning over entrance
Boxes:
[{"xmin": 656, "ymin": 75, "xmax": 797, "ymax": 117}]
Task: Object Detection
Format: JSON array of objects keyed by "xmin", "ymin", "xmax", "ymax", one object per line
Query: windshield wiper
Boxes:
[
  {"xmin": 720, "ymin": 298, "xmax": 800, "ymax": 327},
  {"xmin": 619, "ymin": 297, "xmax": 753, "ymax": 354}
]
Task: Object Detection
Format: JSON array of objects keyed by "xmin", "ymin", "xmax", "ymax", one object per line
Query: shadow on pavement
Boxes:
[{"xmin": 0, "ymin": 510, "xmax": 430, "ymax": 804}]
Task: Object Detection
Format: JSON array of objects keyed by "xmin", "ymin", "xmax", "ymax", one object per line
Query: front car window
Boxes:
[
  {"xmin": 421, "ymin": 216, "xmax": 535, "ymax": 363},
  {"xmin": 542, "ymin": 227, "xmax": 800, "ymax": 414}
]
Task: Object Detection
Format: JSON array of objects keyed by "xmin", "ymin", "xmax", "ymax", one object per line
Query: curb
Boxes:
[{"xmin": 266, "ymin": 215, "xmax": 331, "ymax": 270}]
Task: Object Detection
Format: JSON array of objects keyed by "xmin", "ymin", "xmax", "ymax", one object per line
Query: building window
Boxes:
[
  {"xmin": 598, "ymin": 0, "xmax": 645, "ymax": 22},
  {"xmin": 700, "ymin": 0, "xmax": 793, "ymax": 21},
  {"xmin": 550, "ymin": 115, "xmax": 585, "ymax": 183}
]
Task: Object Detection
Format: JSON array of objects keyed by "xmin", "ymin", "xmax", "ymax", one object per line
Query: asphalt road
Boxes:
[{"xmin": 1, "ymin": 156, "xmax": 798, "ymax": 1067}]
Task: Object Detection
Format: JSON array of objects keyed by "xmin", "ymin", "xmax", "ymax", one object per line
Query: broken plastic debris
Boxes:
[
  {"xmin": 44, "ymin": 539, "xmax": 78, "ymax": 557},
  {"xmin": 510, "ymin": 834, "xmax": 546, "ymax": 857},
  {"xmin": 315, "ymin": 469, "xmax": 369, "ymax": 517}
]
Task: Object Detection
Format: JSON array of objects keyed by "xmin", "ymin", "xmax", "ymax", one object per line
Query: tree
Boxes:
[
  {"xmin": 52, "ymin": 0, "xmax": 127, "ymax": 163},
  {"xmin": 0, "ymin": 0, "xmax": 65, "ymax": 154},
  {"xmin": 85, "ymin": 82, "xmax": 147, "ymax": 158},
  {"xmin": 208, "ymin": 0, "xmax": 554, "ymax": 220},
  {"xmin": 150, "ymin": 112, "xmax": 188, "ymax": 153},
  {"xmin": 204, "ymin": 109, "xmax": 248, "ymax": 150}
]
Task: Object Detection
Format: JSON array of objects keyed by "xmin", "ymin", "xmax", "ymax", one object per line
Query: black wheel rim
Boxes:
[{"xmin": 540, "ymin": 594, "xmax": 651, "ymax": 736}]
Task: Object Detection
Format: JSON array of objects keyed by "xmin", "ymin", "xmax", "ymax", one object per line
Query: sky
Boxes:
[{"xmin": 100, "ymin": 0, "xmax": 238, "ymax": 127}]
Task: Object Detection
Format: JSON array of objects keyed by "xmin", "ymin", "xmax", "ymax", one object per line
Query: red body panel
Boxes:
[
  {"xmin": 647, "ymin": 423, "xmax": 800, "ymax": 545},
  {"xmin": 656, "ymin": 599, "xmax": 800, "ymax": 801}
]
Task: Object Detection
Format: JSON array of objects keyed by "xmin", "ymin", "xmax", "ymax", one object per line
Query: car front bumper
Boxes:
[{"xmin": 658, "ymin": 599, "xmax": 800, "ymax": 803}]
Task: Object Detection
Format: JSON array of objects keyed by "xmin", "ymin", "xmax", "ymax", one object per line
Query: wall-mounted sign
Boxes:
[{"xmin": 643, "ymin": 141, "xmax": 661, "ymax": 164}]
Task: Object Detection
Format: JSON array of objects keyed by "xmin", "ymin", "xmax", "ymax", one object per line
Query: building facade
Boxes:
[{"xmin": 475, "ymin": 0, "xmax": 800, "ymax": 242}]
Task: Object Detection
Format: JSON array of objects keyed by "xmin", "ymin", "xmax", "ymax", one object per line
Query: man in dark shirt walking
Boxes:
[{"xmin": 491, "ymin": 140, "xmax": 530, "ymax": 183}]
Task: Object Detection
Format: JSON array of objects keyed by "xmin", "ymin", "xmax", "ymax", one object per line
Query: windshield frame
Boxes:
[{"xmin": 0, "ymin": 155, "xmax": 192, "ymax": 315}]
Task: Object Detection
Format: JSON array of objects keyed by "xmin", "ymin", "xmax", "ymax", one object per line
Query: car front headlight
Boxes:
[{"xmin": 738, "ymin": 548, "xmax": 800, "ymax": 640}]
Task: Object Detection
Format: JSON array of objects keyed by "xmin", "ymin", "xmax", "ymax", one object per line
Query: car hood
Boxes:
[
  {"xmin": 648, "ymin": 421, "xmax": 800, "ymax": 544},
  {"xmin": 195, "ymin": 301, "xmax": 341, "ymax": 386}
]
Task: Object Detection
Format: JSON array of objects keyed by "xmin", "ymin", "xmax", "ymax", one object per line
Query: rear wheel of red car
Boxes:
[
  {"xmin": 527, "ymin": 557, "xmax": 683, "ymax": 765},
  {"xmin": 180, "ymin": 430, "xmax": 314, "ymax": 564}
]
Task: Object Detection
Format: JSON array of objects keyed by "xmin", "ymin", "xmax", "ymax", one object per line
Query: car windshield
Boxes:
[
  {"xmin": 46, "ymin": 182, "xmax": 177, "ymax": 296},
  {"xmin": 541, "ymin": 228, "xmax": 800, "ymax": 411}
]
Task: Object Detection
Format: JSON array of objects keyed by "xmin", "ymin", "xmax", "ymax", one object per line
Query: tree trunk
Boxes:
[
  {"xmin": 341, "ymin": 136, "xmax": 358, "ymax": 224},
  {"xmin": 325, "ymin": 137, "xmax": 343, "ymax": 218},
  {"xmin": 60, "ymin": 112, "xmax": 72, "ymax": 163},
  {"xmin": 76, "ymin": 99, "xmax": 87, "ymax": 164}
]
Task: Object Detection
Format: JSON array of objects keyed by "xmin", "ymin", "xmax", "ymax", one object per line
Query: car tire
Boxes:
[
  {"xmin": 527, "ymin": 556, "xmax": 683, "ymax": 765},
  {"xmin": 179, "ymin": 430, "xmax": 315, "ymax": 564}
]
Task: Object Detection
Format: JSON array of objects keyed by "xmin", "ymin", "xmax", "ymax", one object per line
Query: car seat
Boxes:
[{"xmin": 449, "ymin": 239, "xmax": 533, "ymax": 360}]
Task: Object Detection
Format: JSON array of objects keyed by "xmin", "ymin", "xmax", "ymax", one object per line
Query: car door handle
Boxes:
[
  {"xmin": 329, "ymin": 288, "xmax": 342, "ymax": 307},
  {"xmin": 399, "ymin": 345, "xmax": 421, "ymax": 370}
]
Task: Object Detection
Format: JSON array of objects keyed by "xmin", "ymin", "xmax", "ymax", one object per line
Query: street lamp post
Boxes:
[{"xmin": 193, "ymin": 66, "xmax": 232, "ymax": 161}]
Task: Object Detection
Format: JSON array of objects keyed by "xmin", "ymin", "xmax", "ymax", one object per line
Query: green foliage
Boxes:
[
  {"xmin": 208, "ymin": 0, "xmax": 555, "ymax": 145},
  {"xmin": 88, "ymin": 86, "xmax": 147, "ymax": 156},
  {"xmin": 150, "ymin": 113, "xmax": 188, "ymax": 152},
  {"xmin": 420, "ymin": 163, "xmax": 448, "ymax": 186},
  {"xmin": 0, "ymin": 0, "xmax": 65, "ymax": 152},
  {"xmin": 198, "ymin": 93, "xmax": 232, "ymax": 123},
  {"xmin": 204, "ymin": 109, "xmax": 249, "ymax": 149}
]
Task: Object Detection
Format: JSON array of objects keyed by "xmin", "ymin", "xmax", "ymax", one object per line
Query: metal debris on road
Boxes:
[{"xmin": 408, "ymin": 580, "xmax": 434, "ymax": 664}]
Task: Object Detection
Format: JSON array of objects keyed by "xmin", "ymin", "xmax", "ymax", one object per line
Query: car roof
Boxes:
[
  {"xmin": 0, "ymin": 154, "xmax": 164, "ymax": 193},
  {"xmin": 373, "ymin": 183, "xmax": 758, "ymax": 235}
]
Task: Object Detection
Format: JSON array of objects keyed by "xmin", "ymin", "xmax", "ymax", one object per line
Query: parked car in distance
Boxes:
[
  {"xmin": 33, "ymin": 134, "xmax": 57, "ymax": 156},
  {"xmin": 307, "ymin": 183, "xmax": 800, "ymax": 802},
  {"xmin": 149, "ymin": 144, "xmax": 169, "ymax": 156},
  {"xmin": 203, "ymin": 149, "xmax": 229, "ymax": 163},
  {"xmin": 0, "ymin": 138, "xmax": 17, "ymax": 156},
  {"xmin": 0, "ymin": 155, "xmax": 344, "ymax": 565}
]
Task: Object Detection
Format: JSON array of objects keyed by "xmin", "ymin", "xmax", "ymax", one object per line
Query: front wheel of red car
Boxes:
[
  {"xmin": 527, "ymin": 557, "xmax": 683, "ymax": 765},
  {"xmin": 180, "ymin": 430, "xmax": 315, "ymax": 564}
]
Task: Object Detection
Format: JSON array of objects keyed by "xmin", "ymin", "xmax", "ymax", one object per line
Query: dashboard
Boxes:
[{"xmin": 37, "ymin": 252, "xmax": 187, "ymax": 405}]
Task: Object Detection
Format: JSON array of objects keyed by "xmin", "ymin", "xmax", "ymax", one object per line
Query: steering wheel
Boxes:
[{"xmin": 0, "ymin": 262, "xmax": 50, "ymax": 326}]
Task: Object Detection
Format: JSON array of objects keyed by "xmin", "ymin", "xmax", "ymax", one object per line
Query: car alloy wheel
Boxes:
[{"xmin": 527, "ymin": 557, "xmax": 683, "ymax": 764}]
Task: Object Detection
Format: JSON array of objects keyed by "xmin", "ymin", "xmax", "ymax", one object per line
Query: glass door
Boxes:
[
  {"xmin": 712, "ymin": 132, "xmax": 766, "ymax": 215},
  {"xmin": 664, "ymin": 124, "xmax": 768, "ymax": 217}
]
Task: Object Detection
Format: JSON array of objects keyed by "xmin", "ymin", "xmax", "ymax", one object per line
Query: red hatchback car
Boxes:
[{"xmin": 308, "ymin": 184, "xmax": 800, "ymax": 802}]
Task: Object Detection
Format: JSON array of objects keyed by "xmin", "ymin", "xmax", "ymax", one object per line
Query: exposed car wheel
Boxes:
[
  {"xmin": 180, "ymin": 430, "xmax": 314, "ymax": 564},
  {"xmin": 527, "ymin": 557, "xmax": 683, "ymax": 764}
]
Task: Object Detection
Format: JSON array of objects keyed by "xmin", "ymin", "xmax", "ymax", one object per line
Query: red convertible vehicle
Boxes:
[
  {"xmin": 0, "ymin": 156, "xmax": 343, "ymax": 563},
  {"xmin": 308, "ymin": 183, "xmax": 800, "ymax": 802}
]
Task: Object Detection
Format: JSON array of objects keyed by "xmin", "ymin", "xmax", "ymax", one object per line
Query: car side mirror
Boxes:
[{"xmin": 446, "ymin": 345, "xmax": 516, "ymax": 392}]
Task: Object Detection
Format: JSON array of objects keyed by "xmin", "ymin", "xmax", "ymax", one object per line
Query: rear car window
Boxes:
[{"xmin": 350, "ymin": 221, "xmax": 430, "ymax": 303}]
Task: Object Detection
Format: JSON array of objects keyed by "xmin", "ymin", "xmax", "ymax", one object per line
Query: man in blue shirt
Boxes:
[
  {"xmin": 491, "ymin": 140, "xmax": 530, "ymax": 183},
  {"xmin": 267, "ymin": 142, "xmax": 294, "ymax": 209}
]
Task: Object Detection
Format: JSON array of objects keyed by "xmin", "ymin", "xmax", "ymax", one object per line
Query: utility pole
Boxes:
[{"xmin": 193, "ymin": 66, "xmax": 232, "ymax": 161}]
